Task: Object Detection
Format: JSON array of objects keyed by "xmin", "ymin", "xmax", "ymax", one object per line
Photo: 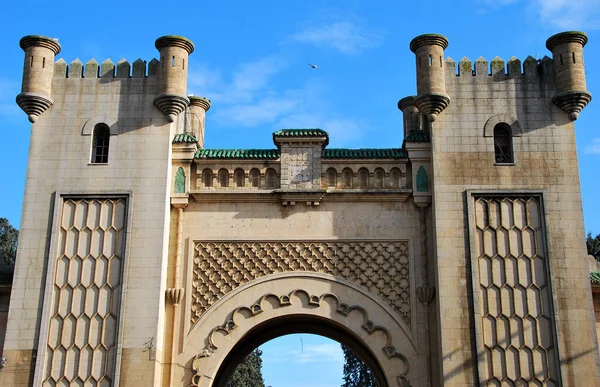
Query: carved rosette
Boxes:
[
  {"xmin": 166, "ymin": 287, "xmax": 184, "ymax": 305},
  {"xmin": 552, "ymin": 90, "xmax": 592, "ymax": 120},
  {"xmin": 153, "ymin": 93, "xmax": 190, "ymax": 122},
  {"xmin": 416, "ymin": 286, "xmax": 435, "ymax": 304},
  {"xmin": 413, "ymin": 92, "xmax": 450, "ymax": 122},
  {"xmin": 16, "ymin": 92, "xmax": 53, "ymax": 123}
]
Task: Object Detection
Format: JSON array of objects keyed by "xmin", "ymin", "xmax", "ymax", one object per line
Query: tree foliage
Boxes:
[
  {"xmin": 0, "ymin": 218, "xmax": 18, "ymax": 265},
  {"xmin": 588, "ymin": 232, "xmax": 600, "ymax": 261},
  {"xmin": 226, "ymin": 348, "xmax": 265, "ymax": 387},
  {"xmin": 341, "ymin": 344, "xmax": 378, "ymax": 387}
]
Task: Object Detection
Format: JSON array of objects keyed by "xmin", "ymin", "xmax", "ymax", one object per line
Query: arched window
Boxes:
[
  {"xmin": 494, "ymin": 123, "xmax": 514, "ymax": 164},
  {"xmin": 265, "ymin": 168, "xmax": 277, "ymax": 189},
  {"xmin": 342, "ymin": 168, "xmax": 353, "ymax": 188},
  {"xmin": 326, "ymin": 168, "xmax": 337, "ymax": 188},
  {"xmin": 390, "ymin": 168, "xmax": 401, "ymax": 188},
  {"xmin": 373, "ymin": 168, "xmax": 385, "ymax": 188},
  {"xmin": 358, "ymin": 168, "xmax": 369, "ymax": 188},
  {"xmin": 91, "ymin": 124, "xmax": 110, "ymax": 163},
  {"xmin": 250, "ymin": 168, "xmax": 261, "ymax": 188},
  {"xmin": 202, "ymin": 169, "xmax": 213, "ymax": 188},
  {"xmin": 218, "ymin": 169, "xmax": 229, "ymax": 187},
  {"xmin": 234, "ymin": 168, "xmax": 245, "ymax": 188}
]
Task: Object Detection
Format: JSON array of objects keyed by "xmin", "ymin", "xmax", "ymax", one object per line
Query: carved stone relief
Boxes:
[
  {"xmin": 192, "ymin": 241, "xmax": 411, "ymax": 327},
  {"xmin": 191, "ymin": 288, "xmax": 411, "ymax": 387},
  {"xmin": 42, "ymin": 198, "xmax": 125, "ymax": 386},
  {"xmin": 473, "ymin": 196, "xmax": 559, "ymax": 385}
]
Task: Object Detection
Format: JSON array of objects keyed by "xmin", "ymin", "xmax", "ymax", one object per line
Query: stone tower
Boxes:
[
  {"xmin": 546, "ymin": 31, "xmax": 592, "ymax": 120},
  {"xmin": 16, "ymin": 35, "xmax": 61, "ymax": 123},
  {"xmin": 409, "ymin": 34, "xmax": 450, "ymax": 122}
]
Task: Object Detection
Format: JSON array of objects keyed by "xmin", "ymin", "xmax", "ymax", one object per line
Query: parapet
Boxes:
[{"xmin": 53, "ymin": 58, "xmax": 159, "ymax": 78}]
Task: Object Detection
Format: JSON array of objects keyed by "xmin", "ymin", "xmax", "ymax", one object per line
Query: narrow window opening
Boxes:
[
  {"xmin": 250, "ymin": 169, "xmax": 261, "ymax": 188},
  {"xmin": 326, "ymin": 168, "xmax": 337, "ymax": 188},
  {"xmin": 572, "ymin": 52, "xmax": 576, "ymax": 63},
  {"xmin": 560, "ymin": 54, "xmax": 563, "ymax": 65},
  {"xmin": 418, "ymin": 58, "xmax": 421, "ymax": 69},
  {"xmin": 30, "ymin": 56, "xmax": 33, "ymax": 67},
  {"xmin": 161, "ymin": 56, "xmax": 165, "ymax": 68},
  {"xmin": 203, "ymin": 169, "xmax": 213, "ymax": 187},
  {"xmin": 91, "ymin": 124, "xmax": 110, "ymax": 163},
  {"xmin": 494, "ymin": 123, "xmax": 514, "ymax": 164},
  {"xmin": 440, "ymin": 56, "xmax": 443, "ymax": 67},
  {"xmin": 266, "ymin": 168, "xmax": 277, "ymax": 189},
  {"xmin": 172, "ymin": 56, "xmax": 175, "ymax": 67},
  {"xmin": 218, "ymin": 169, "xmax": 229, "ymax": 187},
  {"xmin": 42, "ymin": 57, "xmax": 46, "ymax": 68},
  {"xmin": 183, "ymin": 58, "xmax": 185, "ymax": 70},
  {"xmin": 429, "ymin": 55, "xmax": 432, "ymax": 66}
]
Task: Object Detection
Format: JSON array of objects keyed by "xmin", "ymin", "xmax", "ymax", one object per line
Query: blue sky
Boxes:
[{"xmin": 1, "ymin": 0, "xmax": 599, "ymax": 385}]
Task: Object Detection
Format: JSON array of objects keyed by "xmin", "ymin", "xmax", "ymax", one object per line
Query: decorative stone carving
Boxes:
[
  {"xmin": 166, "ymin": 287, "xmax": 184, "ymax": 305},
  {"xmin": 191, "ymin": 289, "xmax": 410, "ymax": 386},
  {"xmin": 192, "ymin": 241, "xmax": 411, "ymax": 326},
  {"xmin": 472, "ymin": 196, "xmax": 559, "ymax": 385},
  {"xmin": 41, "ymin": 198, "xmax": 126, "ymax": 385}
]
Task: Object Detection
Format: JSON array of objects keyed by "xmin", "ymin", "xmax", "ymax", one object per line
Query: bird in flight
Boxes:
[{"xmin": 308, "ymin": 63, "xmax": 318, "ymax": 69}]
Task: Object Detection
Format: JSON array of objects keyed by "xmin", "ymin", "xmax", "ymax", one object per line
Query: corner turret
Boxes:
[
  {"xmin": 16, "ymin": 35, "xmax": 61, "ymax": 123},
  {"xmin": 398, "ymin": 96, "xmax": 423, "ymax": 138},
  {"xmin": 154, "ymin": 35, "xmax": 194, "ymax": 122},
  {"xmin": 188, "ymin": 96, "xmax": 210, "ymax": 148},
  {"xmin": 546, "ymin": 31, "xmax": 592, "ymax": 120},
  {"xmin": 410, "ymin": 34, "xmax": 450, "ymax": 122}
]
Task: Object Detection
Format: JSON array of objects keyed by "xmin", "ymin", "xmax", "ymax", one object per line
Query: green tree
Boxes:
[
  {"xmin": 226, "ymin": 348, "xmax": 265, "ymax": 387},
  {"xmin": 341, "ymin": 344, "xmax": 378, "ymax": 387},
  {"xmin": 0, "ymin": 218, "xmax": 18, "ymax": 265},
  {"xmin": 588, "ymin": 232, "xmax": 600, "ymax": 261}
]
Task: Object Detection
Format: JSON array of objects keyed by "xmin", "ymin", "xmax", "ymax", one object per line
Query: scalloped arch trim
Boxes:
[
  {"xmin": 82, "ymin": 114, "xmax": 121, "ymax": 135},
  {"xmin": 483, "ymin": 114, "xmax": 522, "ymax": 137}
]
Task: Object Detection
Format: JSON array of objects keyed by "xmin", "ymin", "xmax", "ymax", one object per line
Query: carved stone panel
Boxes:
[
  {"xmin": 472, "ymin": 196, "xmax": 559, "ymax": 385},
  {"xmin": 191, "ymin": 241, "xmax": 410, "ymax": 327},
  {"xmin": 42, "ymin": 198, "xmax": 126, "ymax": 386}
]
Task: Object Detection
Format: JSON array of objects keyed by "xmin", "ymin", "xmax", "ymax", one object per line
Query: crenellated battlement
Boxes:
[
  {"xmin": 53, "ymin": 58, "xmax": 159, "ymax": 78},
  {"xmin": 444, "ymin": 55, "xmax": 554, "ymax": 78}
]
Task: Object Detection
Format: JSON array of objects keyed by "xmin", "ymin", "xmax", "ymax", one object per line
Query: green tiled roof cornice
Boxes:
[
  {"xmin": 403, "ymin": 130, "xmax": 431, "ymax": 143},
  {"xmin": 173, "ymin": 133, "xmax": 198, "ymax": 144},
  {"xmin": 195, "ymin": 149, "xmax": 280, "ymax": 160},
  {"xmin": 591, "ymin": 271, "xmax": 600, "ymax": 284},
  {"xmin": 322, "ymin": 148, "xmax": 407, "ymax": 159},
  {"xmin": 273, "ymin": 129, "xmax": 329, "ymax": 147}
]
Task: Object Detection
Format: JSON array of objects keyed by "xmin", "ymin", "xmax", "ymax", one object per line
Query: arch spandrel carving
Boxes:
[
  {"xmin": 180, "ymin": 273, "xmax": 419, "ymax": 387},
  {"xmin": 190, "ymin": 240, "xmax": 412, "ymax": 329}
]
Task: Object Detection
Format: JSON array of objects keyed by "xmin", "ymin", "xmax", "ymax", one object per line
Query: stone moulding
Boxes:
[
  {"xmin": 16, "ymin": 92, "xmax": 53, "ymax": 123},
  {"xmin": 153, "ymin": 93, "xmax": 190, "ymax": 122},
  {"xmin": 483, "ymin": 114, "xmax": 522, "ymax": 137},
  {"xmin": 192, "ymin": 288, "xmax": 411, "ymax": 385},
  {"xmin": 413, "ymin": 92, "xmax": 450, "ymax": 122},
  {"xmin": 552, "ymin": 90, "xmax": 592, "ymax": 121}
]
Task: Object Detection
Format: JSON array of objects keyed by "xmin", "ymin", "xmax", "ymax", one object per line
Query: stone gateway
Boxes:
[{"xmin": 1, "ymin": 31, "xmax": 599, "ymax": 386}]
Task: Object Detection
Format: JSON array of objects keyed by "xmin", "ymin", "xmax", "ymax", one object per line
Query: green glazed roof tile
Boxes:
[
  {"xmin": 173, "ymin": 133, "xmax": 198, "ymax": 144},
  {"xmin": 591, "ymin": 271, "xmax": 600, "ymax": 284},
  {"xmin": 195, "ymin": 149, "xmax": 280, "ymax": 160},
  {"xmin": 273, "ymin": 128, "xmax": 328, "ymax": 137},
  {"xmin": 403, "ymin": 130, "xmax": 431, "ymax": 143},
  {"xmin": 322, "ymin": 148, "xmax": 407, "ymax": 159}
]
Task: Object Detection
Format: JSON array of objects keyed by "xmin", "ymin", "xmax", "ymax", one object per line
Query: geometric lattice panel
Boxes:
[
  {"xmin": 43, "ymin": 198, "xmax": 126, "ymax": 386},
  {"xmin": 474, "ymin": 197, "xmax": 559, "ymax": 386},
  {"xmin": 192, "ymin": 241, "xmax": 410, "ymax": 327}
]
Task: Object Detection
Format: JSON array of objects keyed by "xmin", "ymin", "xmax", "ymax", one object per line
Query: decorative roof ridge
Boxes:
[
  {"xmin": 195, "ymin": 148, "xmax": 280, "ymax": 160},
  {"xmin": 322, "ymin": 148, "xmax": 407, "ymax": 159},
  {"xmin": 173, "ymin": 133, "xmax": 198, "ymax": 144}
]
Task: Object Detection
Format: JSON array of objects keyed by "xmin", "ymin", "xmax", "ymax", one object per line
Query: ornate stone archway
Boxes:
[{"xmin": 177, "ymin": 273, "xmax": 422, "ymax": 387}]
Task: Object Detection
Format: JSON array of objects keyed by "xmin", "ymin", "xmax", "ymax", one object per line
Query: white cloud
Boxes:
[
  {"xmin": 262, "ymin": 342, "xmax": 344, "ymax": 365},
  {"xmin": 289, "ymin": 21, "xmax": 384, "ymax": 55},
  {"xmin": 477, "ymin": 0, "xmax": 600, "ymax": 29},
  {"xmin": 585, "ymin": 138, "xmax": 600, "ymax": 154}
]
